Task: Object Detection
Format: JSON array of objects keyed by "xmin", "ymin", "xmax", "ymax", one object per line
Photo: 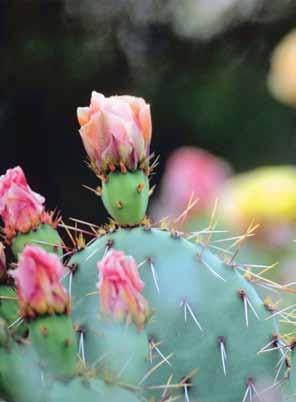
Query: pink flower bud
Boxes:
[
  {"xmin": 11, "ymin": 246, "xmax": 69, "ymax": 318},
  {"xmin": 77, "ymin": 92, "xmax": 152, "ymax": 175},
  {"xmin": 97, "ymin": 249, "xmax": 149, "ymax": 329},
  {"xmin": 154, "ymin": 147, "xmax": 231, "ymax": 219},
  {"xmin": 0, "ymin": 167, "xmax": 54, "ymax": 241}
]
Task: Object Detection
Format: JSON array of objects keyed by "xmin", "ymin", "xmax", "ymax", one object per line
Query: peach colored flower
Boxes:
[
  {"xmin": 97, "ymin": 249, "xmax": 149, "ymax": 329},
  {"xmin": 11, "ymin": 245, "xmax": 69, "ymax": 318},
  {"xmin": 154, "ymin": 147, "xmax": 231, "ymax": 219},
  {"xmin": 268, "ymin": 29, "xmax": 296, "ymax": 108},
  {"xmin": 0, "ymin": 167, "xmax": 53, "ymax": 241},
  {"xmin": 77, "ymin": 92, "xmax": 152, "ymax": 175}
]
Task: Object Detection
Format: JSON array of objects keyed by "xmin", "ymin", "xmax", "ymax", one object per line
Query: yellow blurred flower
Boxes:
[
  {"xmin": 268, "ymin": 29, "xmax": 296, "ymax": 108},
  {"xmin": 220, "ymin": 166, "xmax": 296, "ymax": 229}
]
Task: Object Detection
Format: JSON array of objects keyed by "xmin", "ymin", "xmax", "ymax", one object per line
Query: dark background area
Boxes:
[{"xmin": 1, "ymin": 0, "xmax": 296, "ymax": 224}]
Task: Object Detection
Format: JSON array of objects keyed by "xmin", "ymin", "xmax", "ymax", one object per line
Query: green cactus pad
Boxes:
[
  {"xmin": 0, "ymin": 286, "xmax": 20, "ymax": 333},
  {"xmin": 29, "ymin": 315, "xmax": 77, "ymax": 378},
  {"xmin": 101, "ymin": 170, "xmax": 149, "ymax": 225},
  {"xmin": 45, "ymin": 378, "xmax": 140, "ymax": 402},
  {"xmin": 11, "ymin": 224, "xmax": 63, "ymax": 258},
  {"xmin": 69, "ymin": 227, "xmax": 289, "ymax": 402},
  {"xmin": 0, "ymin": 338, "xmax": 43, "ymax": 402}
]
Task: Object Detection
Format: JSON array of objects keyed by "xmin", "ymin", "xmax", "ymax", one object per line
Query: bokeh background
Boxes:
[{"xmin": 1, "ymin": 0, "xmax": 296, "ymax": 227}]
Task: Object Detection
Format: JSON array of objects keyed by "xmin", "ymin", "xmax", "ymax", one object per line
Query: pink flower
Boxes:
[
  {"xmin": 11, "ymin": 245, "xmax": 69, "ymax": 318},
  {"xmin": 97, "ymin": 249, "xmax": 149, "ymax": 329},
  {"xmin": 0, "ymin": 167, "xmax": 53, "ymax": 240},
  {"xmin": 154, "ymin": 147, "xmax": 231, "ymax": 219},
  {"xmin": 77, "ymin": 92, "xmax": 152, "ymax": 175}
]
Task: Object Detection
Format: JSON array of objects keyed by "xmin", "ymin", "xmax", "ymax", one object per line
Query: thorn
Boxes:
[
  {"xmin": 117, "ymin": 353, "xmax": 134, "ymax": 378},
  {"xmin": 199, "ymin": 256, "xmax": 226, "ymax": 282},
  {"xmin": 147, "ymin": 258, "xmax": 160, "ymax": 294},
  {"xmin": 238, "ymin": 289, "xmax": 259, "ymax": 327},
  {"xmin": 59, "ymin": 222, "xmax": 95, "ymax": 238},
  {"xmin": 149, "ymin": 339, "xmax": 172, "ymax": 367},
  {"xmin": 238, "ymin": 266, "xmax": 290, "ymax": 295},
  {"xmin": 257, "ymin": 334, "xmax": 280, "ymax": 355},
  {"xmin": 161, "ymin": 374, "xmax": 173, "ymax": 401},
  {"xmin": 69, "ymin": 217, "xmax": 100, "ymax": 229},
  {"xmin": 180, "ymin": 298, "xmax": 203, "ymax": 332},
  {"xmin": 218, "ymin": 336, "xmax": 227, "ymax": 376},
  {"xmin": 184, "ymin": 384, "xmax": 190, "ymax": 402},
  {"xmin": 148, "ymin": 184, "xmax": 156, "ymax": 197},
  {"xmin": 265, "ymin": 304, "xmax": 296, "ymax": 320},
  {"xmin": 31, "ymin": 239, "xmax": 67, "ymax": 250},
  {"xmin": 138, "ymin": 352, "xmax": 174, "ymax": 385},
  {"xmin": 8, "ymin": 316, "xmax": 24, "ymax": 329},
  {"xmin": 187, "ymin": 229, "xmax": 228, "ymax": 241},
  {"xmin": 78, "ymin": 330, "xmax": 86, "ymax": 365},
  {"xmin": 242, "ymin": 378, "xmax": 259, "ymax": 402},
  {"xmin": 68, "ymin": 272, "xmax": 73, "ymax": 297},
  {"xmin": 274, "ymin": 351, "xmax": 288, "ymax": 384},
  {"xmin": 60, "ymin": 219, "xmax": 77, "ymax": 247},
  {"xmin": 82, "ymin": 184, "xmax": 102, "ymax": 197},
  {"xmin": 90, "ymin": 352, "xmax": 111, "ymax": 369},
  {"xmin": 174, "ymin": 193, "xmax": 199, "ymax": 228},
  {"xmin": 85, "ymin": 244, "xmax": 106, "ymax": 261},
  {"xmin": 137, "ymin": 259, "xmax": 148, "ymax": 269},
  {"xmin": 259, "ymin": 378, "xmax": 286, "ymax": 396}
]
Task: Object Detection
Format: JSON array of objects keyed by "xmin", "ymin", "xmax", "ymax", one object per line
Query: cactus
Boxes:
[{"xmin": 0, "ymin": 91, "xmax": 295, "ymax": 402}]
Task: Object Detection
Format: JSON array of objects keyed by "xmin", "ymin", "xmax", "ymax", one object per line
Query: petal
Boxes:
[
  {"xmin": 139, "ymin": 105, "xmax": 152, "ymax": 145},
  {"xmin": 103, "ymin": 112, "xmax": 133, "ymax": 162},
  {"xmin": 90, "ymin": 91, "xmax": 106, "ymax": 114},
  {"xmin": 105, "ymin": 97, "xmax": 134, "ymax": 121},
  {"xmin": 79, "ymin": 111, "xmax": 108, "ymax": 162},
  {"xmin": 77, "ymin": 107, "xmax": 90, "ymax": 127}
]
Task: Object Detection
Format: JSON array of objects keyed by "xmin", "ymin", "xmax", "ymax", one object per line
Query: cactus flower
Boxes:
[
  {"xmin": 11, "ymin": 245, "xmax": 69, "ymax": 318},
  {"xmin": 219, "ymin": 166, "xmax": 296, "ymax": 246},
  {"xmin": 268, "ymin": 29, "xmax": 296, "ymax": 108},
  {"xmin": 0, "ymin": 167, "xmax": 54, "ymax": 241},
  {"xmin": 77, "ymin": 92, "xmax": 152, "ymax": 175},
  {"xmin": 97, "ymin": 249, "xmax": 149, "ymax": 329},
  {"xmin": 153, "ymin": 147, "xmax": 231, "ymax": 219}
]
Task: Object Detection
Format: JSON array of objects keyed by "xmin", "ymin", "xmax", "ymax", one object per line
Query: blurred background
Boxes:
[{"xmin": 1, "ymin": 0, "xmax": 296, "ymax": 257}]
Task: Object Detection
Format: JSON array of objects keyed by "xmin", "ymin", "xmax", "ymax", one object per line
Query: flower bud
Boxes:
[
  {"xmin": 11, "ymin": 245, "xmax": 69, "ymax": 319},
  {"xmin": 97, "ymin": 249, "xmax": 149, "ymax": 329},
  {"xmin": 0, "ymin": 167, "xmax": 53, "ymax": 241},
  {"xmin": 77, "ymin": 92, "xmax": 152, "ymax": 176}
]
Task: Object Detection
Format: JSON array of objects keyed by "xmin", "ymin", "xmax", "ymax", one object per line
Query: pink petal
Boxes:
[{"xmin": 77, "ymin": 107, "xmax": 90, "ymax": 126}]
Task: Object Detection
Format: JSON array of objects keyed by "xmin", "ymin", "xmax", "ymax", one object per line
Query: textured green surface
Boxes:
[
  {"xmin": 0, "ymin": 287, "xmax": 20, "ymax": 332},
  {"xmin": 11, "ymin": 224, "xmax": 63, "ymax": 257},
  {"xmin": 0, "ymin": 342, "xmax": 42, "ymax": 402},
  {"xmin": 69, "ymin": 227, "xmax": 287, "ymax": 401},
  {"xmin": 101, "ymin": 170, "xmax": 149, "ymax": 225},
  {"xmin": 45, "ymin": 377, "xmax": 140, "ymax": 402},
  {"xmin": 29, "ymin": 315, "xmax": 77, "ymax": 378}
]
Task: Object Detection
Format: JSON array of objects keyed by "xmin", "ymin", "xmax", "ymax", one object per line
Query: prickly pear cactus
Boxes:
[{"xmin": 0, "ymin": 91, "xmax": 295, "ymax": 402}]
